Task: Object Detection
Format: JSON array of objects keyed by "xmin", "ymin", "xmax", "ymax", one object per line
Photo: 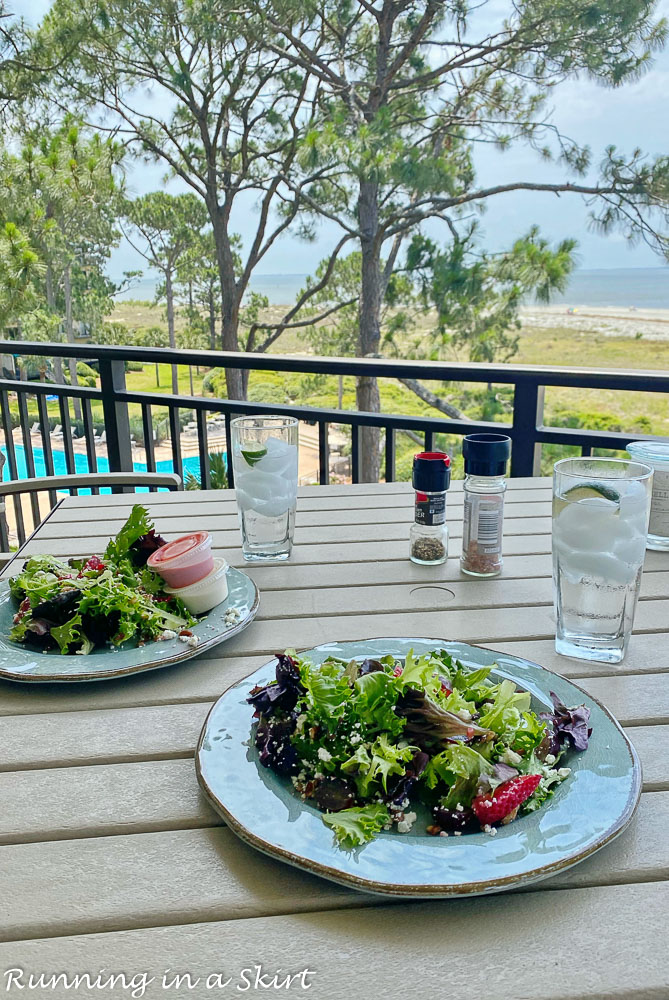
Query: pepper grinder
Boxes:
[{"xmin": 410, "ymin": 451, "xmax": 451, "ymax": 565}]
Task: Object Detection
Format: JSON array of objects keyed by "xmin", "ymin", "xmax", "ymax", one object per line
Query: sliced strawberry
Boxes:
[{"xmin": 472, "ymin": 774, "xmax": 542, "ymax": 826}]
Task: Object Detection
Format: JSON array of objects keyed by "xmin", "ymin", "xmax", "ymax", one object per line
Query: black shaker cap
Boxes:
[
  {"xmin": 412, "ymin": 452, "xmax": 451, "ymax": 492},
  {"xmin": 462, "ymin": 433, "xmax": 511, "ymax": 477}
]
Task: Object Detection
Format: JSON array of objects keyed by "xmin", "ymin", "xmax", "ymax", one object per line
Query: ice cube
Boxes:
[
  {"xmin": 236, "ymin": 467, "xmax": 295, "ymax": 518},
  {"xmin": 554, "ymin": 498, "xmax": 618, "ymax": 553},
  {"xmin": 560, "ymin": 550, "xmax": 636, "ymax": 586}
]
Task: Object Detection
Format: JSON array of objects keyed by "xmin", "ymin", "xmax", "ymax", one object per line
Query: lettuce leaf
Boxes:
[
  {"xmin": 352, "ymin": 671, "xmax": 405, "ymax": 736},
  {"xmin": 104, "ymin": 504, "xmax": 154, "ymax": 563},
  {"xmin": 342, "ymin": 733, "xmax": 416, "ymax": 797},
  {"xmin": 423, "ymin": 744, "xmax": 494, "ymax": 790},
  {"xmin": 322, "ymin": 803, "xmax": 390, "ymax": 847},
  {"xmin": 478, "ymin": 679, "xmax": 532, "ymax": 734}
]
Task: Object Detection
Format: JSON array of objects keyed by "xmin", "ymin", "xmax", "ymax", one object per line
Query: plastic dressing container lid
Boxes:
[{"xmin": 148, "ymin": 531, "xmax": 211, "ymax": 566}]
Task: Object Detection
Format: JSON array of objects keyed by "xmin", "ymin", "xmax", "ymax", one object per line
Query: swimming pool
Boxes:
[{"xmin": 2, "ymin": 445, "xmax": 203, "ymax": 493}]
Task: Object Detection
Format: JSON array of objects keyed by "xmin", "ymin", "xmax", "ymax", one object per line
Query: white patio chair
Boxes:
[
  {"xmin": 51, "ymin": 424, "xmax": 63, "ymax": 438},
  {"xmin": 0, "ymin": 471, "xmax": 182, "ymax": 557}
]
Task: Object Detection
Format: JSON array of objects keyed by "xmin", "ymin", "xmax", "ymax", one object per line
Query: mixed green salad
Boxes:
[
  {"xmin": 9, "ymin": 505, "xmax": 196, "ymax": 655},
  {"xmin": 248, "ymin": 648, "xmax": 591, "ymax": 848}
]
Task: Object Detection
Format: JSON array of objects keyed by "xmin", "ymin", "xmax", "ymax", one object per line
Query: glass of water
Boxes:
[
  {"xmin": 552, "ymin": 457, "xmax": 652, "ymax": 663},
  {"xmin": 231, "ymin": 416, "xmax": 299, "ymax": 561}
]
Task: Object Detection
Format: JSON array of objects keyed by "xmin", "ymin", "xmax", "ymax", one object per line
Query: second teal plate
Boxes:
[{"xmin": 197, "ymin": 638, "xmax": 640, "ymax": 897}]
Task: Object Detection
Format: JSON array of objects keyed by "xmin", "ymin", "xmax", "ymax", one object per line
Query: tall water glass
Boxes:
[
  {"xmin": 231, "ymin": 416, "xmax": 299, "ymax": 561},
  {"xmin": 552, "ymin": 457, "xmax": 652, "ymax": 663}
]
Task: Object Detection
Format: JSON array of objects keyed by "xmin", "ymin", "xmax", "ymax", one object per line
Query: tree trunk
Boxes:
[
  {"xmin": 165, "ymin": 269, "xmax": 179, "ymax": 396},
  {"xmin": 45, "ymin": 264, "xmax": 65, "ymax": 386},
  {"xmin": 155, "ymin": 363, "xmax": 161, "ymax": 388},
  {"xmin": 356, "ymin": 180, "xmax": 382, "ymax": 482},
  {"xmin": 63, "ymin": 265, "xmax": 82, "ymax": 421},
  {"xmin": 208, "ymin": 289, "xmax": 216, "ymax": 351},
  {"xmin": 211, "ymin": 211, "xmax": 244, "ymax": 400}
]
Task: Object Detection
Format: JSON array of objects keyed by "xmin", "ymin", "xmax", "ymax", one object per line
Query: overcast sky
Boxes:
[{"xmin": 23, "ymin": 0, "xmax": 669, "ymax": 278}]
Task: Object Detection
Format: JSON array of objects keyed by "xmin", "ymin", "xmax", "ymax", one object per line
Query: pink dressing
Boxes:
[{"xmin": 147, "ymin": 531, "xmax": 213, "ymax": 588}]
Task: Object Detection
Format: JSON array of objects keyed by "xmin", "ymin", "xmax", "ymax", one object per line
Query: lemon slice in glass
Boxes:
[{"xmin": 241, "ymin": 443, "xmax": 267, "ymax": 467}]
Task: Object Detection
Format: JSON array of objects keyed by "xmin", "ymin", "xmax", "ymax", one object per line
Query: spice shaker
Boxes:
[
  {"xmin": 410, "ymin": 451, "xmax": 451, "ymax": 565},
  {"xmin": 460, "ymin": 433, "xmax": 511, "ymax": 577},
  {"xmin": 626, "ymin": 441, "xmax": 668, "ymax": 550}
]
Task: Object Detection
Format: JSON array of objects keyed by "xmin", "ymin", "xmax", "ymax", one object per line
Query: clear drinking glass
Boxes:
[
  {"xmin": 231, "ymin": 416, "xmax": 299, "ymax": 561},
  {"xmin": 552, "ymin": 457, "xmax": 652, "ymax": 664}
]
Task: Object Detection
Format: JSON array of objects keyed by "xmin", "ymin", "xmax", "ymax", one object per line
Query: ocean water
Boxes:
[
  {"xmin": 548, "ymin": 268, "xmax": 669, "ymax": 309},
  {"xmin": 2, "ymin": 445, "xmax": 203, "ymax": 494},
  {"xmin": 115, "ymin": 267, "xmax": 669, "ymax": 309}
]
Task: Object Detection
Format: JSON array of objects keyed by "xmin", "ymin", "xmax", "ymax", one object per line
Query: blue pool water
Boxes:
[{"xmin": 2, "ymin": 445, "xmax": 203, "ymax": 493}]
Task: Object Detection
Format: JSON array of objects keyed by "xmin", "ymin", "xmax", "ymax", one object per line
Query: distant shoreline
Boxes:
[{"xmin": 114, "ymin": 265, "xmax": 669, "ymax": 310}]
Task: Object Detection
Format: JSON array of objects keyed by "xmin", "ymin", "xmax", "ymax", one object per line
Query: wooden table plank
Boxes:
[
  {"xmin": 0, "ymin": 759, "xmax": 217, "ymax": 845},
  {"xmin": 1, "ymin": 791, "xmax": 667, "ymax": 945},
  {"xmin": 45, "ymin": 495, "xmax": 554, "ymax": 526},
  {"xmin": 1, "ymin": 882, "xmax": 667, "ymax": 1000}
]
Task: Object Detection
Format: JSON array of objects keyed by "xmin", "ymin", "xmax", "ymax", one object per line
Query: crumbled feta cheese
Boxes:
[
  {"xmin": 500, "ymin": 748, "xmax": 523, "ymax": 766},
  {"xmin": 483, "ymin": 824, "xmax": 497, "ymax": 837},
  {"xmin": 455, "ymin": 802, "xmax": 464, "ymax": 813},
  {"xmin": 397, "ymin": 811, "xmax": 417, "ymax": 834},
  {"xmin": 557, "ymin": 767, "xmax": 571, "ymax": 779},
  {"xmin": 350, "ymin": 733, "xmax": 362, "ymax": 745},
  {"xmin": 159, "ymin": 629, "xmax": 177, "ymax": 641},
  {"xmin": 295, "ymin": 714, "xmax": 307, "ymax": 734},
  {"xmin": 317, "ymin": 747, "xmax": 332, "ymax": 762},
  {"xmin": 178, "ymin": 634, "xmax": 199, "ymax": 648},
  {"xmin": 544, "ymin": 753, "xmax": 556, "ymax": 766},
  {"xmin": 439, "ymin": 830, "xmax": 449, "ymax": 838},
  {"xmin": 457, "ymin": 709, "xmax": 472, "ymax": 721},
  {"xmin": 453, "ymin": 830, "xmax": 462, "ymax": 837}
]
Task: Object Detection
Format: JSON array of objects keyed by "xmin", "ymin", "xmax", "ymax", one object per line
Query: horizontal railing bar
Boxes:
[
  {"xmin": 2, "ymin": 342, "xmax": 669, "ymax": 392},
  {"xmin": 0, "ymin": 379, "xmax": 101, "ymax": 401},
  {"xmin": 536, "ymin": 427, "xmax": 668, "ymax": 449},
  {"xmin": 116, "ymin": 389, "xmax": 498, "ymax": 435}
]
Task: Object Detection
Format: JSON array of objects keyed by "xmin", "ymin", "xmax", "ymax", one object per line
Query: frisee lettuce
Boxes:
[{"xmin": 321, "ymin": 803, "xmax": 390, "ymax": 848}]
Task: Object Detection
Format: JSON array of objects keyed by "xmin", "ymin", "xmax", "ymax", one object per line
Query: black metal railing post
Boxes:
[
  {"xmin": 98, "ymin": 358, "xmax": 133, "ymax": 473},
  {"xmin": 510, "ymin": 381, "xmax": 545, "ymax": 477}
]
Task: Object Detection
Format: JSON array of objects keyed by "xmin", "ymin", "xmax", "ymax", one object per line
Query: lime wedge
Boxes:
[
  {"xmin": 554, "ymin": 481, "xmax": 621, "ymax": 518},
  {"xmin": 564, "ymin": 483, "xmax": 620, "ymax": 504},
  {"xmin": 241, "ymin": 443, "xmax": 267, "ymax": 467}
]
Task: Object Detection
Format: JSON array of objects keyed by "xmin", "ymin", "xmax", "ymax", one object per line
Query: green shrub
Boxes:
[
  {"xmin": 125, "ymin": 361, "xmax": 145, "ymax": 372},
  {"xmin": 76, "ymin": 362, "xmax": 98, "ymax": 380}
]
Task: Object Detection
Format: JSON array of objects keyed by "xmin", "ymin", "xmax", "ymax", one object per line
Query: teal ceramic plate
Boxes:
[
  {"xmin": 197, "ymin": 637, "xmax": 641, "ymax": 897},
  {"xmin": 0, "ymin": 567, "xmax": 259, "ymax": 683}
]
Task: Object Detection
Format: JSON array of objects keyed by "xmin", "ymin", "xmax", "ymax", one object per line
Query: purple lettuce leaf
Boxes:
[
  {"xmin": 247, "ymin": 653, "xmax": 305, "ymax": 717},
  {"xmin": 395, "ymin": 687, "xmax": 494, "ymax": 748},
  {"xmin": 386, "ymin": 750, "xmax": 430, "ymax": 806},
  {"xmin": 129, "ymin": 529, "xmax": 167, "ymax": 567},
  {"xmin": 542, "ymin": 692, "xmax": 592, "ymax": 751},
  {"xmin": 254, "ymin": 713, "xmax": 299, "ymax": 774}
]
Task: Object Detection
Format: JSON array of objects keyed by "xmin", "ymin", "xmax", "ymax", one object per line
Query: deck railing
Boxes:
[{"xmin": 1, "ymin": 340, "xmax": 668, "ymax": 542}]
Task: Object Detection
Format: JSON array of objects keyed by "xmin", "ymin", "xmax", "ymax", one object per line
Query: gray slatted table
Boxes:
[{"xmin": 1, "ymin": 480, "xmax": 668, "ymax": 1000}]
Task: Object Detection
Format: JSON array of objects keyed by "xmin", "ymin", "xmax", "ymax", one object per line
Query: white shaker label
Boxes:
[{"xmin": 649, "ymin": 469, "xmax": 669, "ymax": 537}]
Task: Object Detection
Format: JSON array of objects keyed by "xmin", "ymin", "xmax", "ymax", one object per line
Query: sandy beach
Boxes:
[{"xmin": 520, "ymin": 305, "xmax": 669, "ymax": 340}]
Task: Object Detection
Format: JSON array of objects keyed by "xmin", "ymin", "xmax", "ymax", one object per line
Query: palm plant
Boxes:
[{"xmin": 185, "ymin": 451, "xmax": 228, "ymax": 491}]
